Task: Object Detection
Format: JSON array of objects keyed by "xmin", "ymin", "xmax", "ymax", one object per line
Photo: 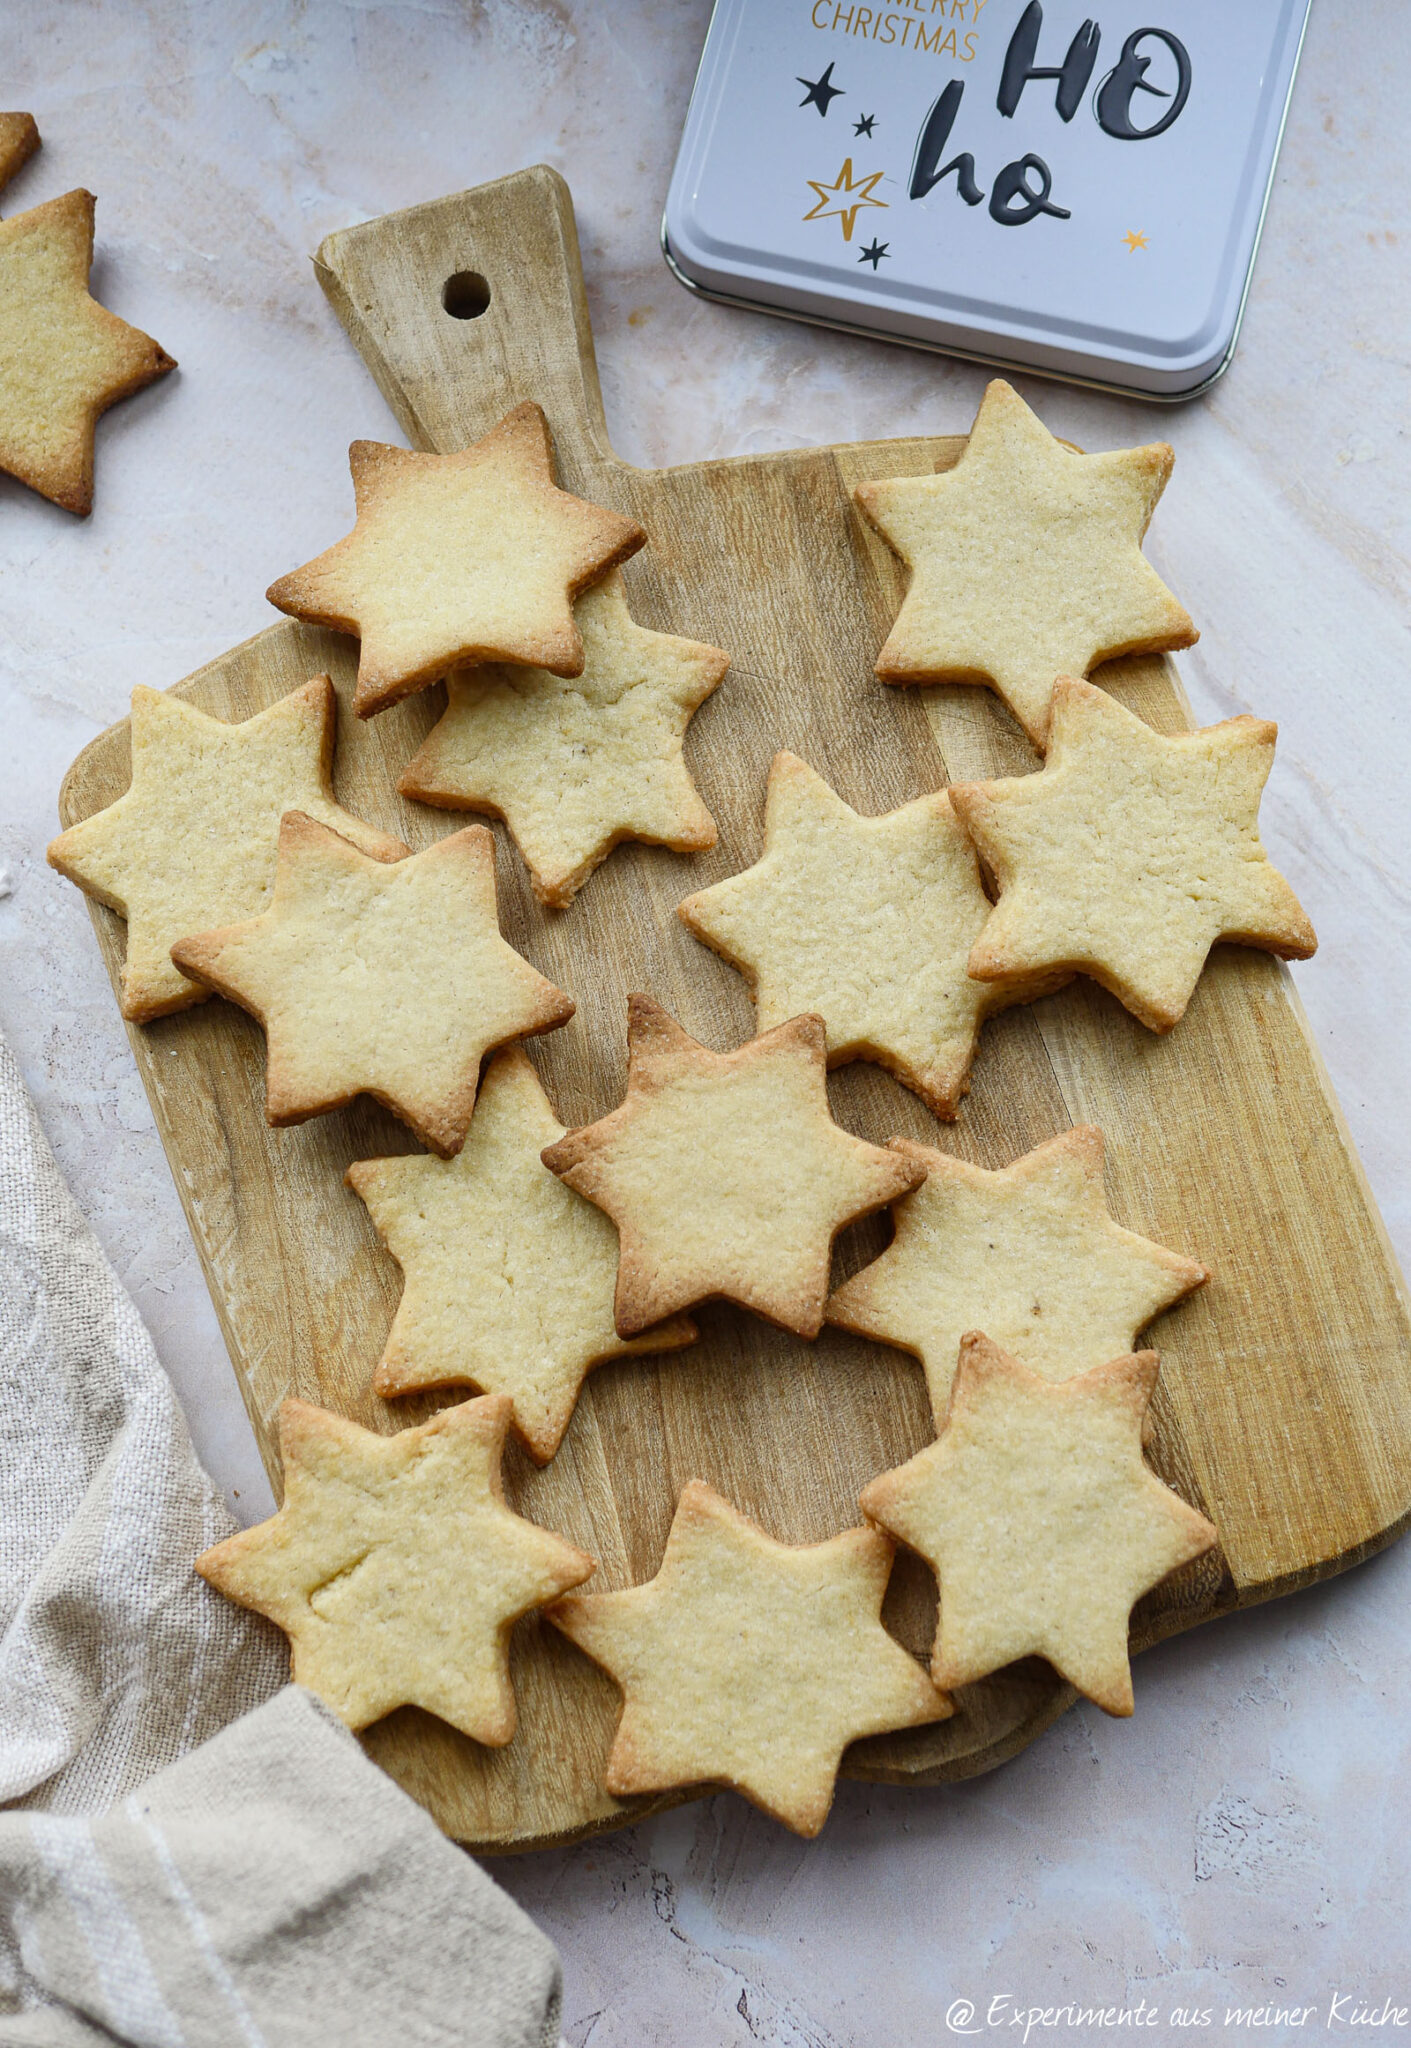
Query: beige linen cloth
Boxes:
[{"xmin": 0, "ymin": 1029, "xmax": 563, "ymax": 2048}]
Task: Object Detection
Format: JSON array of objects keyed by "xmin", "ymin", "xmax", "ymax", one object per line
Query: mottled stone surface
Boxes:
[{"xmin": 1, "ymin": 3, "xmax": 1407, "ymax": 2039}]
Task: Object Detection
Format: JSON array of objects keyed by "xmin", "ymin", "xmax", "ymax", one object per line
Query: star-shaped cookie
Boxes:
[
  {"xmin": 828, "ymin": 1127, "xmax": 1208, "ymax": 1421},
  {"xmin": 400, "ymin": 571, "xmax": 728, "ymax": 908},
  {"xmin": 860, "ymin": 1334, "xmax": 1217, "ymax": 1714},
  {"xmin": 0, "ymin": 187, "xmax": 174, "ymax": 515},
  {"xmin": 267, "ymin": 404, "xmax": 647, "ymax": 718},
  {"xmin": 550, "ymin": 1480, "xmax": 948, "ymax": 1835},
  {"xmin": 48, "ymin": 677, "xmax": 407, "ymax": 1021},
  {"xmin": 949, "ymin": 678, "xmax": 1317, "ymax": 1031},
  {"xmin": 172, "ymin": 812, "xmax": 573, "ymax": 1154},
  {"xmin": 542, "ymin": 997, "xmax": 924, "ymax": 1338},
  {"xmin": 853, "ymin": 379, "xmax": 1197, "ymax": 748},
  {"xmin": 678, "ymin": 751, "xmax": 1065, "ymax": 1118},
  {"xmin": 0, "ymin": 112, "xmax": 39, "ymax": 194},
  {"xmin": 347, "ymin": 1047, "xmax": 698, "ymax": 1462},
  {"xmin": 196, "ymin": 1395, "xmax": 594, "ymax": 1741}
]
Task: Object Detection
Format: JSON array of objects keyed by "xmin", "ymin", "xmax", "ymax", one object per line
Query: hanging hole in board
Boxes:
[{"xmin": 442, "ymin": 270, "xmax": 491, "ymax": 320}]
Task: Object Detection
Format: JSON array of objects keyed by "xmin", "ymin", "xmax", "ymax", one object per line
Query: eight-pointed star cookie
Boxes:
[
  {"xmin": 949, "ymin": 678, "xmax": 1317, "ymax": 1032},
  {"xmin": 860, "ymin": 1333, "xmax": 1217, "ymax": 1714},
  {"xmin": 173, "ymin": 812, "xmax": 573, "ymax": 1154},
  {"xmin": 853, "ymin": 379, "xmax": 1197, "ymax": 748},
  {"xmin": 828, "ymin": 1127, "xmax": 1208, "ymax": 1422},
  {"xmin": 47, "ymin": 677, "xmax": 407, "ymax": 1021},
  {"xmin": 267, "ymin": 403, "xmax": 646, "ymax": 718},
  {"xmin": 400, "ymin": 570, "xmax": 728, "ymax": 907},
  {"xmin": 550, "ymin": 1480, "xmax": 949, "ymax": 1835},
  {"xmin": 347, "ymin": 1047, "xmax": 698, "ymax": 1463},
  {"xmin": 678, "ymin": 751, "xmax": 1066, "ymax": 1118},
  {"xmin": 196, "ymin": 1394, "xmax": 594, "ymax": 1742},
  {"xmin": 542, "ymin": 997, "xmax": 924, "ymax": 1338},
  {"xmin": 0, "ymin": 188, "xmax": 174, "ymax": 514}
]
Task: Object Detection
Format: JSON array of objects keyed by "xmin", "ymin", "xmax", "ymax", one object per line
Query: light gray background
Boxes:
[{"xmin": 1, "ymin": 5, "xmax": 1406, "ymax": 2042}]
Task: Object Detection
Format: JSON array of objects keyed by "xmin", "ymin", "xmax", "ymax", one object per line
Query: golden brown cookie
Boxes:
[
  {"xmin": 949, "ymin": 678, "xmax": 1317, "ymax": 1031},
  {"xmin": 0, "ymin": 187, "xmax": 174, "ymax": 514},
  {"xmin": 542, "ymin": 996, "xmax": 924, "ymax": 1338},
  {"xmin": 48, "ymin": 677, "xmax": 407, "ymax": 1022},
  {"xmin": 861, "ymin": 1333, "xmax": 1217, "ymax": 1714},
  {"xmin": 196, "ymin": 1395, "xmax": 594, "ymax": 1742},
  {"xmin": 0, "ymin": 113, "xmax": 39, "ymax": 195},
  {"xmin": 854, "ymin": 379, "xmax": 1196, "ymax": 748},
  {"xmin": 828, "ymin": 1127, "xmax": 1208, "ymax": 1422},
  {"xmin": 347, "ymin": 1047, "xmax": 697, "ymax": 1462},
  {"xmin": 550, "ymin": 1480, "xmax": 949, "ymax": 1835},
  {"xmin": 400, "ymin": 571, "xmax": 727, "ymax": 908},
  {"xmin": 173, "ymin": 812, "xmax": 573, "ymax": 1154},
  {"xmin": 678, "ymin": 751, "xmax": 1065, "ymax": 1117},
  {"xmin": 267, "ymin": 404, "xmax": 646, "ymax": 718}
]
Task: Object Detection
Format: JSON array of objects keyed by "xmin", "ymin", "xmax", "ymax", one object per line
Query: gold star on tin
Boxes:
[{"xmin": 802, "ymin": 158, "xmax": 888, "ymax": 243}]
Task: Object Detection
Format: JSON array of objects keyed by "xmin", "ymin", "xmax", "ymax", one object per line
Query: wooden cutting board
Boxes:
[{"xmin": 59, "ymin": 166, "xmax": 1411, "ymax": 1853}]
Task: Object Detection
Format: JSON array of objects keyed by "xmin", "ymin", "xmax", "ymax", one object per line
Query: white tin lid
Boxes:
[{"xmin": 663, "ymin": 0, "xmax": 1311, "ymax": 397}]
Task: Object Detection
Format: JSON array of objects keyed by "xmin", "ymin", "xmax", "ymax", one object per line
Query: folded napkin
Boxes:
[{"xmin": 0, "ymin": 1028, "xmax": 563, "ymax": 2047}]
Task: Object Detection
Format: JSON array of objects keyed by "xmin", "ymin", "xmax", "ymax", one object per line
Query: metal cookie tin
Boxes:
[{"xmin": 663, "ymin": 0, "xmax": 1312, "ymax": 399}]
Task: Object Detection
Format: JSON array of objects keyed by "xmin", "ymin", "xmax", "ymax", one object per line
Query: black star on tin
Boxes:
[
  {"xmin": 797, "ymin": 62, "xmax": 844, "ymax": 117},
  {"xmin": 853, "ymin": 113, "xmax": 877, "ymax": 137},
  {"xmin": 858, "ymin": 239, "xmax": 890, "ymax": 269}
]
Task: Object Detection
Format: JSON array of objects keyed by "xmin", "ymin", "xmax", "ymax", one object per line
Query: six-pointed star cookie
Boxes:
[
  {"xmin": 0, "ymin": 112, "xmax": 39, "ymax": 194},
  {"xmin": 860, "ymin": 1334, "xmax": 1217, "ymax": 1714},
  {"xmin": 267, "ymin": 403, "xmax": 646, "ymax": 718},
  {"xmin": 828, "ymin": 1127, "xmax": 1208, "ymax": 1421},
  {"xmin": 550, "ymin": 1480, "xmax": 949, "ymax": 1835},
  {"xmin": 400, "ymin": 571, "xmax": 728, "ymax": 907},
  {"xmin": 678, "ymin": 751, "xmax": 1066, "ymax": 1118},
  {"xmin": 173, "ymin": 812, "xmax": 573, "ymax": 1154},
  {"xmin": 853, "ymin": 379, "xmax": 1197, "ymax": 748},
  {"xmin": 196, "ymin": 1395, "xmax": 594, "ymax": 1741},
  {"xmin": 542, "ymin": 997, "xmax": 924, "ymax": 1338},
  {"xmin": 48, "ymin": 677, "xmax": 407, "ymax": 1021},
  {"xmin": 0, "ymin": 188, "xmax": 174, "ymax": 514},
  {"xmin": 949, "ymin": 678, "xmax": 1318, "ymax": 1031},
  {"xmin": 347, "ymin": 1047, "xmax": 698, "ymax": 1462}
]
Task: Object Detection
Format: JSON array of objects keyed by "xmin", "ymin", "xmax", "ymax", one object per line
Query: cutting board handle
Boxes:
[{"xmin": 313, "ymin": 164, "xmax": 615, "ymax": 482}]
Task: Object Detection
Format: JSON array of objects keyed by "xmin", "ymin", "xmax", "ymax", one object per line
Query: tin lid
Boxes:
[{"xmin": 664, "ymin": 0, "xmax": 1311, "ymax": 397}]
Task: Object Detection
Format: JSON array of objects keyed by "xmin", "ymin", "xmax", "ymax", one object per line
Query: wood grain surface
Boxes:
[{"xmin": 58, "ymin": 167, "xmax": 1411, "ymax": 1852}]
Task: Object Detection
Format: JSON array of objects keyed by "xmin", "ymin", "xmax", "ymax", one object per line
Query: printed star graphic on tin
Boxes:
[
  {"xmin": 797, "ymin": 62, "xmax": 844, "ymax": 117},
  {"xmin": 858, "ymin": 239, "xmax": 889, "ymax": 269},
  {"xmin": 853, "ymin": 113, "xmax": 877, "ymax": 137},
  {"xmin": 802, "ymin": 158, "xmax": 888, "ymax": 244}
]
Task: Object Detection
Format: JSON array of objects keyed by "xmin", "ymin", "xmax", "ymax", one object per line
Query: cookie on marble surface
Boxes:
[
  {"xmin": 550, "ymin": 1480, "xmax": 949, "ymax": 1836},
  {"xmin": 400, "ymin": 570, "xmax": 727, "ymax": 908},
  {"xmin": 860, "ymin": 1333, "xmax": 1217, "ymax": 1714},
  {"xmin": 0, "ymin": 113, "xmax": 39, "ymax": 194},
  {"xmin": 949, "ymin": 678, "xmax": 1317, "ymax": 1032},
  {"xmin": 853, "ymin": 379, "xmax": 1196, "ymax": 749},
  {"xmin": 173, "ymin": 812, "xmax": 573, "ymax": 1155},
  {"xmin": 0, "ymin": 187, "xmax": 173, "ymax": 514},
  {"xmin": 196, "ymin": 1395, "xmax": 594, "ymax": 1742},
  {"xmin": 541, "ymin": 996, "xmax": 924, "ymax": 1339},
  {"xmin": 678, "ymin": 751, "xmax": 1067, "ymax": 1118},
  {"xmin": 347, "ymin": 1046, "xmax": 697, "ymax": 1463},
  {"xmin": 828, "ymin": 1127, "xmax": 1208, "ymax": 1423},
  {"xmin": 48, "ymin": 677, "xmax": 407, "ymax": 1022},
  {"xmin": 267, "ymin": 404, "xmax": 646, "ymax": 718}
]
